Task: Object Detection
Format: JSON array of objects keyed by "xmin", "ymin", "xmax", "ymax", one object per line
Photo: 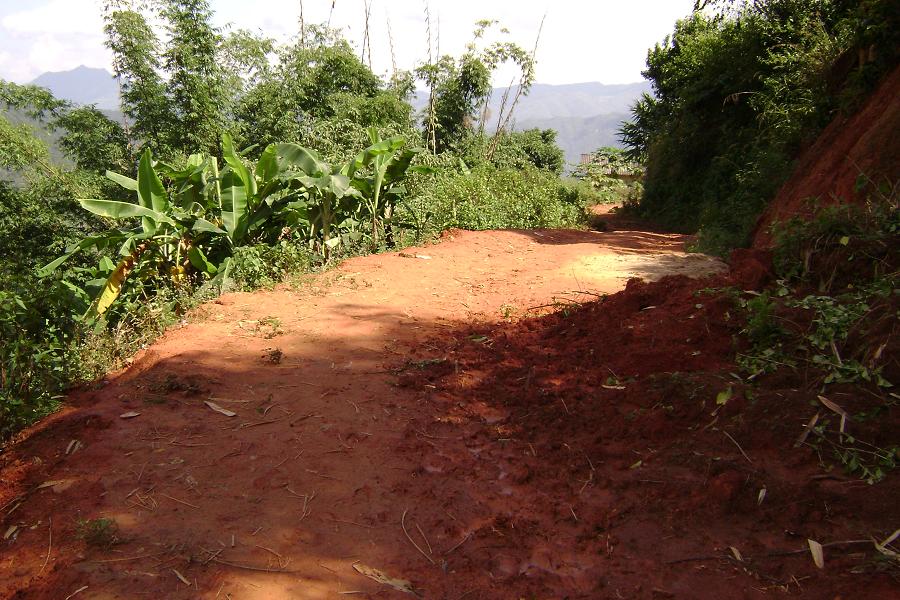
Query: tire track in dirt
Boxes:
[{"xmin": 0, "ymin": 221, "xmax": 726, "ymax": 599}]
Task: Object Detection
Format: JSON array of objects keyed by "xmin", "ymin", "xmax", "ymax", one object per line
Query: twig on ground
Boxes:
[
  {"xmin": 666, "ymin": 540, "xmax": 875, "ymax": 564},
  {"xmin": 202, "ymin": 547, "xmax": 224, "ymax": 565},
  {"xmin": 305, "ymin": 469, "xmax": 340, "ymax": 481},
  {"xmin": 213, "ymin": 557, "xmax": 298, "ymax": 573},
  {"xmin": 290, "ymin": 413, "xmax": 322, "ymax": 426},
  {"xmin": 172, "ymin": 568, "xmax": 191, "ymax": 586},
  {"xmin": 236, "ymin": 419, "xmax": 280, "ymax": 430},
  {"xmin": 255, "ymin": 545, "xmax": 283, "ymax": 559},
  {"xmin": 443, "ymin": 533, "xmax": 471, "ymax": 556},
  {"xmin": 401, "ymin": 509, "xmax": 435, "ymax": 565},
  {"xmin": 323, "ymin": 517, "xmax": 374, "ymax": 529},
  {"xmin": 63, "ymin": 586, "xmax": 88, "ymax": 600},
  {"xmin": 415, "ymin": 523, "xmax": 434, "ymax": 555},
  {"xmin": 90, "ymin": 551, "xmax": 170, "ymax": 564},
  {"xmin": 723, "ymin": 431, "xmax": 753, "ymax": 464}
]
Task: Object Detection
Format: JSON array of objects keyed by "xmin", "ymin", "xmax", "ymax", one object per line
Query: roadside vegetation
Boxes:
[
  {"xmin": 621, "ymin": 0, "xmax": 899, "ymax": 254},
  {"xmin": 615, "ymin": 0, "xmax": 899, "ymax": 482},
  {"xmin": 0, "ymin": 2, "xmax": 597, "ymax": 439},
  {"xmin": 734, "ymin": 180, "xmax": 898, "ymax": 481}
]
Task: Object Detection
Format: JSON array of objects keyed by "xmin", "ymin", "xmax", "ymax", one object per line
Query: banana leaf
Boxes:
[
  {"xmin": 79, "ymin": 199, "xmax": 176, "ymax": 226},
  {"xmin": 137, "ymin": 149, "xmax": 169, "ymax": 234}
]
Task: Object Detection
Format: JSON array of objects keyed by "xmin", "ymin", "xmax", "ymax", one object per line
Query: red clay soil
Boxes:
[
  {"xmin": 1, "ymin": 212, "xmax": 897, "ymax": 599},
  {"xmin": 752, "ymin": 64, "xmax": 900, "ymax": 247}
]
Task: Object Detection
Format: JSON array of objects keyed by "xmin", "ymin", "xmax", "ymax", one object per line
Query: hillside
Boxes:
[{"xmin": 752, "ymin": 63, "xmax": 900, "ymax": 246}]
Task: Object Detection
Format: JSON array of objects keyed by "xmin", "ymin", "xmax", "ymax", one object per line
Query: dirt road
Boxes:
[
  {"xmin": 0, "ymin": 217, "xmax": 726, "ymax": 599},
  {"xmin": 6, "ymin": 216, "xmax": 884, "ymax": 599}
]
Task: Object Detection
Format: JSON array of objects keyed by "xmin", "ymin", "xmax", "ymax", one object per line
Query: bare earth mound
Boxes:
[{"xmin": 752, "ymin": 64, "xmax": 900, "ymax": 247}]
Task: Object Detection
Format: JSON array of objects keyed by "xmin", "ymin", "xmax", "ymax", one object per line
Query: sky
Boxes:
[{"xmin": 0, "ymin": 0, "xmax": 697, "ymax": 86}]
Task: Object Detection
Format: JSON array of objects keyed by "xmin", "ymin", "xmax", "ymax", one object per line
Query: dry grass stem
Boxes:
[
  {"xmin": 38, "ymin": 517, "xmax": 52, "ymax": 575},
  {"xmin": 213, "ymin": 557, "xmax": 298, "ymax": 573},
  {"xmin": 63, "ymin": 586, "xmax": 88, "ymax": 600},
  {"xmin": 90, "ymin": 551, "xmax": 170, "ymax": 564},
  {"xmin": 160, "ymin": 493, "xmax": 200, "ymax": 509},
  {"xmin": 415, "ymin": 523, "xmax": 433, "ymax": 555},
  {"xmin": 401, "ymin": 509, "xmax": 435, "ymax": 565}
]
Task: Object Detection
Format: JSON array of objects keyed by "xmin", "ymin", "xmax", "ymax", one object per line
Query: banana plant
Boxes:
[
  {"xmin": 343, "ymin": 127, "xmax": 428, "ymax": 247},
  {"xmin": 40, "ymin": 148, "xmax": 225, "ymax": 317},
  {"xmin": 41, "ymin": 132, "xmax": 422, "ymax": 317},
  {"xmin": 281, "ymin": 145, "xmax": 363, "ymax": 258}
]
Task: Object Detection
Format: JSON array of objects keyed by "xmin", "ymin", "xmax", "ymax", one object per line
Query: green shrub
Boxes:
[
  {"xmin": 0, "ymin": 291, "xmax": 69, "ymax": 438},
  {"xmin": 772, "ymin": 184, "xmax": 899, "ymax": 283},
  {"xmin": 402, "ymin": 165, "xmax": 589, "ymax": 233},
  {"xmin": 230, "ymin": 240, "xmax": 316, "ymax": 290},
  {"xmin": 621, "ymin": 0, "xmax": 900, "ymax": 255},
  {"xmin": 735, "ymin": 185, "xmax": 899, "ymax": 482}
]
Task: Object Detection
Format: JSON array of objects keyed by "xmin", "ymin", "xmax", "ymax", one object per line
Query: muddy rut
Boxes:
[{"xmin": 0, "ymin": 221, "xmax": 730, "ymax": 599}]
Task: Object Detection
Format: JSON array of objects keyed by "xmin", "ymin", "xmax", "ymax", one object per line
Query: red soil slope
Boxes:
[{"xmin": 753, "ymin": 64, "xmax": 900, "ymax": 247}]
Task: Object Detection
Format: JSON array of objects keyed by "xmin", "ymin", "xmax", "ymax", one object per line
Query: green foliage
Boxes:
[
  {"xmin": 743, "ymin": 292, "xmax": 784, "ymax": 345},
  {"xmin": 458, "ymin": 129, "xmax": 565, "ymax": 175},
  {"xmin": 735, "ymin": 278, "xmax": 897, "ymax": 482},
  {"xmin": 810, "ymin": 412, "xmax": 899, "ymax": 485},
  {"xmin": 229, "ymin": 241, "xmax": 314, "ymax": 290},
  {"xmin": 0, "ymin": 115, "xmax": 54, "ymax": 177},
  {"xmin": 772, "ymin": 179, "xmax": 899, "ymax": 284},
  {"xmin": 235, "ymin": 29, "xmax": 389, "ymax": 154},
  {"xmin": 55, "ymin": 107, "xmax": 130, "ymax": 174},
  {"xmin": 573, "ymin": 147, "xmax": 644, "ymax": 204},
  {"xmin": 734, "ymin": 191, "xmax": 898, "ymax": 482},
  {"xmin": 104, "ymin": 6, "xmax": 171, "ymax": 154},
  {"xmin": 0, "ymin": 290, "xmax": 68, "ymax": 439},
  {"xmin": 418, "ymin": 20, "xmax": 536, "ymax": 154},
  {"xmin": 421, "ymin": 53, "xmax": 491, "ymax": 153},
  {"xmin": 75, "ymin": 517, "xmax": 121, "ymax": 548},
  {"xmin": 43, "ymin": 131, "xmax": 422, "ymax": 314},
  {"xmin": 622, "ymin": 0, "xmax": 900, "ymax": 254},
  {"xmin": 402, "ymin": 165, "xmax": 588, "ymax": 233},
  {"xmin": 161, "ymin": 0, "xmax": 227, "ymax": 154}
]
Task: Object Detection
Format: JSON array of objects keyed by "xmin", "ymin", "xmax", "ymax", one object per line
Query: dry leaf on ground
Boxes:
[
  {"xmin": 808, "ymin": 539, "xmax": 825, "ymax": 569},
  {"xmin": 204, "ymin": 401, "xmax": 237, "ymax": 417},
  {"xmin": 352, "ymin": 563, "xmax": 419, "ymax": 596}
]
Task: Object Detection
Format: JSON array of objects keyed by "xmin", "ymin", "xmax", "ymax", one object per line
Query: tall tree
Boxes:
[
  {"xmin": 104, "ymin": 5, "xmax": 170, "ymax": 154},
  {"xmin": 416, "ymin": 21, "xmax": 534, "ymax": 154},
  {"xmin": 161, "ymin": 0, "xmax": 226, "ymax": 155}
]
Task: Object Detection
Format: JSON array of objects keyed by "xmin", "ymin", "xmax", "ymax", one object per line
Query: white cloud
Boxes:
[
  {"xmin": 0, "ymin": 0, "xmax": 695, "ymax": 85},
  {"xmin": 2, "ymin": 0, "xmax": 104, "ymax": 35},
  {"xmin": 214, "ymin": 0, "xmax": 696, "ymax": 85},
  {"xmin": 0, "ymin": 0, "xmax": 110, "ymax": 82}
]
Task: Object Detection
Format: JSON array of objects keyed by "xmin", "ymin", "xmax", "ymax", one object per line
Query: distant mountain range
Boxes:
[
  {"xmin": 411, "ymin": 81, "xmax": 650, "ymax": 164},
  {"xmin": 25, "ymin": 66, "xmax": 649, "ymax": 166},
  {"xmin": 31, "ymin": 65, "xmax": 120, "ymax": 111}
]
